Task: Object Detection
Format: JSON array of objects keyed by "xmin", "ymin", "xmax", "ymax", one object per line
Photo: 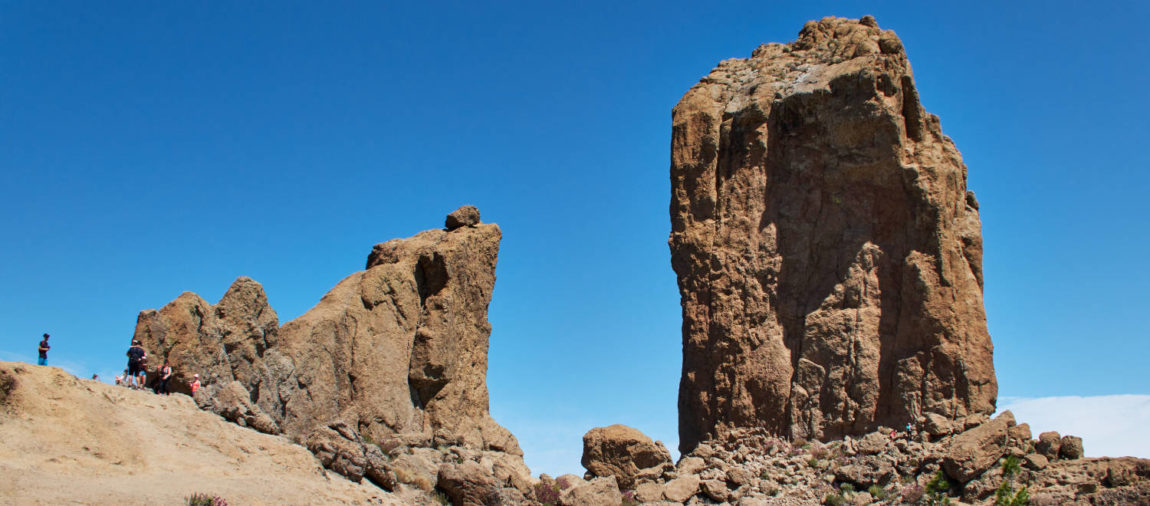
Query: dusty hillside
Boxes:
[{"xmin": 0, "ymin": 361, "xmax": 405, "ymax": 505}]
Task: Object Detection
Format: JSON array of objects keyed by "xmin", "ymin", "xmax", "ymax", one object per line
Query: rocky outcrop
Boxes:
[
  {"xmin": 611, "ymin": 417, "xmax": 1149, "ymax": 505},
  {"xmin": 581, "ymin": 424, "xmax": 673, "ymax": 489},
  {"xmin": 669, "ymin": 15, "xmax": 997, "ymax": 451},
  {"xmin": 942, "ymin": 410, "xmax": 1013, "ymax": 482},
  {"xmin": 132, "ymin": 277, "xmax": 287, "ymax": 431},
  {"xmin": 130, "ymin": 207, "xmax": 529, "ymax": 493}
]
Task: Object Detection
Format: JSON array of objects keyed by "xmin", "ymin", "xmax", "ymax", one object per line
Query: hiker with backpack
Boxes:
[{"xmin": 126, "ymin": 340, "xmax": 147, "ymax": 389}]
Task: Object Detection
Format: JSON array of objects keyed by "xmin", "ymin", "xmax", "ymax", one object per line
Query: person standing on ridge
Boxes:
[
  {"xmin": 37, "ymin": 333, "xmax": 50, "ymax": 366},
  {"xmin": 126, "ymin": 340, "xmax": 147, "ymax": 389}
]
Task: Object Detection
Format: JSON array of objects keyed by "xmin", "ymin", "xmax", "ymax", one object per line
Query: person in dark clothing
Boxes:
[
  {"xmin": 126, "ymin": 340, "xmax": 147, "ymax": 389},
  {"xmin": 153, "ymin": 360, "xmax": 172, "ymax": 395},
  {"xmin": 37, "ymin": 333, "xmax": 50, "ymax": 366}
]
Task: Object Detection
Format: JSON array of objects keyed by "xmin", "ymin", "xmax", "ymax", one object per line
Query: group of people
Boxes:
[
  {"xmin": 115, "ymin": 340, "xmax": 199, "ymax": 394},
  {"xmin": 34, "ymin": 332, "xmax": 200, "ymax": 395}
]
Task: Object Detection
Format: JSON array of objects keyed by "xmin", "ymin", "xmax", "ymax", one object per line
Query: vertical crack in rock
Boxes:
[{"xmin": 670, "ymin": 16, "xmax": 997, "ymax": 453}]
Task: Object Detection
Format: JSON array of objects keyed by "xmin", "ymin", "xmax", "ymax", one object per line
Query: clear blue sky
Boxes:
[{"xmin": 2, "ymin": 1, "xmax": 1148, "ymax": 476}]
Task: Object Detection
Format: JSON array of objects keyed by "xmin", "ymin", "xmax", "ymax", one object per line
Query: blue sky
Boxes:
[{"xmin": 2, "ymin": 1, "xmax": 1148, "ymax": 476}]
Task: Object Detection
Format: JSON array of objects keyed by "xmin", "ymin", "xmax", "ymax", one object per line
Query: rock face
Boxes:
[
  {"xmin": 131, "ymin": 207, "xmax": 529, "ymax": 494},
  {"xmin": 132, "ymin": 276, "xmax": 287, "ymax": 433},
  {"xmin": 581, "ymin": 424, "xmax": 673, "ymax": 489},
  {"xmin": 669, "ymin": 15, "xmax": 997, "ymax": 451}
]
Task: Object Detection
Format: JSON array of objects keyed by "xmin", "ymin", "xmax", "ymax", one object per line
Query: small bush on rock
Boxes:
[
  {"xmin": 822, "ymin": 493, "xmax": 846, "ymax": 506},
  {"xmin": 533, "ymin": 481, "xmax": 561, "ymax": 505},
  {"xmin": 185, "ymin": 493, "xmax": 227, "ymax": 506}
]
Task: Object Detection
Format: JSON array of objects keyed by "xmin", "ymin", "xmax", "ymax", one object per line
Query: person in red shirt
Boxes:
[{"xmin": 190, "ymin": 373, "xmax": 201, "ymax": 395}]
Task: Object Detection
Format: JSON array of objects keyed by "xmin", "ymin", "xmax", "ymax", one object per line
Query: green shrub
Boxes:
[
  {"xmin": 1002, "ymin": 455, "xmax": 1021, "ymax": 478},
  {"xmin": 868, "ymin": 484, "xmax": 886, "ymax": 500},
  {"xmin": 926, "ymin": 470, "xmax": 953, "ymax": 505},
  {"xmin": 822, "ymin": 493, "xmax": 846, "ymax": 506},
  {"xmin": 995, "ymin": 455, "xmax": 1030, "ymax": 506}
]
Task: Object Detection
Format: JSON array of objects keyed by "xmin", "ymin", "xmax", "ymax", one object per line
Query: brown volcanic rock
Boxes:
[
  {"xmin": 669, "ymin": 16, "xmax": 997, "ymax": 451},
  {"xmin": 132, "ymin": 277, "xmax": 285, "ymax": 429},
  {"xmin": 942, "ymin": 410, "xmax": 1014, "ymax": 483},
  {"xmin": 581, "ymin": 424, "xmax": 673, "ymax": 489},
  {"xmin": 131, "ymin": 208, "xmax": 526, "ymax": 488},
  {"xmin": 445, "ymin": 204, "xmax": 481, "ymax": 230},
  {"xmin": 281, "ymin": 219, "xmax": 516, "ymax": 453}
]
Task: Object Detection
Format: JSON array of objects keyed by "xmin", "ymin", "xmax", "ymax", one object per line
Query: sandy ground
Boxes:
[{"xmin": 0, "ymin": 361, "xmax": 403, "ymax": 505}]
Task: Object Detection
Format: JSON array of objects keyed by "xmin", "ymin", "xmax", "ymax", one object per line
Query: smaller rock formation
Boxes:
[
  {"xmin": 558, "ymin": 476, "xmax": 623, "ymax": 506},
  {"xmin": 581, "ymin": 424, "xmax": 673, "ymax": 489},
  {"xmin": 305, "ymin": 420, "xmax": 397, "ymax": 491},
  {"xmin": 942, "ymin": 411, "xmax": 1014, "ymax": 482},
  {"xmin": 130, "ymin": 207, "xmax": 532, "ymax": 498},
  {"xmin": 445, "ymin": 205, "xmax": 481, "ymax": 230},
  {"xmin": 132, "ymin": 277, "xmax": 286, "ymax": 434}
]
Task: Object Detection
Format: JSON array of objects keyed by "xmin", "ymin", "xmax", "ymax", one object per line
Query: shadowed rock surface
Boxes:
[{"xmin": 669, "ymin": 15, "xmax": 997, "ymax": 452}]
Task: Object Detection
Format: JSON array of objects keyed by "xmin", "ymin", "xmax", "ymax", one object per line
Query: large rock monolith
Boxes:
[{"xmin": 669, "ymin": 16, "xmax": 997, "ymax": 452}]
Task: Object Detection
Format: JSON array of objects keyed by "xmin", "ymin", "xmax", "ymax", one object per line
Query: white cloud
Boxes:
[{"xmin": 998, "ymin": 394, "xmax": 1150, "ymax": 459}]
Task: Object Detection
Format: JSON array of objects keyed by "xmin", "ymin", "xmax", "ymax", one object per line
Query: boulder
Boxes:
[
  {"xmin": 670, "ymin": 15, "xmax": 997, "ymax": 452},
  {"xmin": 701, "ymin": 479, "xmax": 731, "ymax": 502},
  {"xmin": 581, "ymin": 424, "xmax": 673, "ymax": 489},
  {"xmin": 437, "ymin": 461, "xmax": 497, "ymax": 506},
  {"xmin": 1036, "ymin": 431, "xmax": 1062, "ymax": 459},
  {"xmin": 1025, "ymin": 453, "xmax": 1049, "ymax": 471},
  {"xmin": 677, "ymin": 455, "xmax": 706, "ymax": 475},
  {"xmin": 304, "ymin": 420, "xmax": 395, "ymax": 491},
  {"xmin": 445, "ymin": 205, "xmax": 481, "ymax": 230},
  {"xmin": 942, "ymin": 411, "xmax": 1015, "ymax": 483},
  {"xmin": 634, "ymin": 482, "xmax": 664, "ymax": 502},
  {"xmin": 196, "ymin": 380, "xmax": 279, "ymax": 434},
  {"xmin": 559, "ymin": 476, "xmax": 622, "ymax": 506},
  {"xmin": 1008, "ymin": 423, "xmax": 1031, "ymax": 446},
  {"xmin": 663, "ymin": 474, "xmax": 701, "ymax": 503},
  {"xmin": 1060, "ymin": 435, "xmax": 1084, "ymax": 460}
]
